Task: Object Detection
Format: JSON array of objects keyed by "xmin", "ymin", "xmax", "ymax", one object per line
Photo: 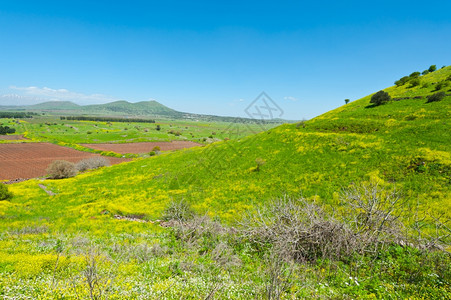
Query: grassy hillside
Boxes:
[{"xmin": 1, "ymin": 67, "xmax": 450, "ymax": 298}]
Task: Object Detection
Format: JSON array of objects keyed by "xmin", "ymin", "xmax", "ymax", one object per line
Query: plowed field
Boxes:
[{"xmin": 0, "ymin": 143, "xmax": 129, "ymax": 180}]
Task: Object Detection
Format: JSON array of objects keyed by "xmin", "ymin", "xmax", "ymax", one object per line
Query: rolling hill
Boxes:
[{"xmin": 2, "ymin": 66, "xmax": 451, "ymax": 298}]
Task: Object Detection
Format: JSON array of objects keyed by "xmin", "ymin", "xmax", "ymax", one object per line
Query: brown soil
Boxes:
[
  {"xmin": 82, "ymin": 141, "xmax": 202, "ymax": 154},
  {"xmin": 0, "ymin": 143, "xmax": 130, "ymax": 180},
  {"xmin": 0, "ymin": 135, "xmax": 27, "ymax": 140}
]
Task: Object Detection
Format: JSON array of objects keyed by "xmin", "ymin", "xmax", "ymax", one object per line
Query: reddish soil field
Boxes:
[
  {"xmin": 82, "ymin": 141, "xmax": 202, "ymax": 154},
  {"xmin": 0, "ymin": 143, "xmax": 130, "ymax": 180},
  {"xmin": 0, "ymin": 135, "xmax": 27, "ymax": 140}
]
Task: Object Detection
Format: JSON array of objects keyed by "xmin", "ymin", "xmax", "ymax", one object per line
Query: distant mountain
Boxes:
[
  {"xmin": 28, "ymin": 101, "xmax": 81, "ymax": 110},
  {"xmin": 82, "ymin": 100, "xmax": 181, "ymax": 117},
  {"xmin": 0, "ymin": 99, "xmax": 289, "ymax": 123}
]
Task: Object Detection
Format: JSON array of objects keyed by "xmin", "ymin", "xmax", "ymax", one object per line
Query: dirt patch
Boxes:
[
  {"xmin": 0, "ymin": 135, "xmax": 27, "ymax": 140},
  {"xmin": 82, "ymin": 141, "xmax": 202, "ymax": 154},
  {"xmin": 0, "ymin": 143, "xmax": 130, "ymax": 180}
]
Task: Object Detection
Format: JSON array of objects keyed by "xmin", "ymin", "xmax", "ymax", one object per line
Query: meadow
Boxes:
[
  {"xmin": 0, "ymin": 66, "xmax": 450, "ymax": 298},
  {"xmin": 9, "ymin": 117, "xmax": 270, "ymax": 145}
]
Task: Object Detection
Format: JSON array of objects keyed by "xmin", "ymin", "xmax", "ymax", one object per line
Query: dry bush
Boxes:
[
  {"xmin": 170, "ymin": 215, "xmax": 230, "ymax": 246},
  {"xmin": 340, "ymin": 182, "xmax": 405, "ymax": 253},
  {"xmin": 240, "ymin": 197, "xmax": 357, "ymax": 263},
  {"xmin": 76, "ymin": 157, "xmax": 110, "ymax": 172},
  {"xmin": 162, "ymin": 199, "xmax": 195, "ymax": 222},
  {"xmin": 46, "ymin": 160, "xmax": 77, "ymax": 179},
  {"xmin": 240, "ymin": 184, "xmax": 408, "ymax": 263},
  {"xmin": 410, "ymin": 211, "xmax": 451, "ymax": 251}
]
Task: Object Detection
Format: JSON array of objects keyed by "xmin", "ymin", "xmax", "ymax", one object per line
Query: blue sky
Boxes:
[{"xmin": 1, "ymin": 1, "xmax": 450, "ymax": 120}]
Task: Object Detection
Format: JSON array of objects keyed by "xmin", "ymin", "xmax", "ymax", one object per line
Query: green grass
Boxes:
[
  {"xmin": 1, "ymin": 66, "xmax": 450, "ymax": 298},
  {"xmin": 11, "ymin": 117, "xmax": 271, "ymax": 145}
]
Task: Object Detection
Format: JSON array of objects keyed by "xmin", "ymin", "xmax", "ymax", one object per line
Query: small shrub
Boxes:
[
  {"xmin": 409, "ymin": 78, "xmax": 421, "ymax": 87},
  {"xmin": 0, "ymin": 184, "xmax": 13, "ymax": 200},
  {"xmin": 251, "ymin": 158, "xmax": 266, "ymax": 172},
  {"xmin": 0, "ymin": 125, "xmax": 16, "ymax": 135},
  {"xmin": 428, "ymin": 65, "xmax": 437, "ymax": 72},
  {"xmin": 47, "ymin": 160, "xmax": 77, "ymax": 179},
  {"xmin": 162, "ymin": 199, "xmax": 195, "ymax": 222},
  {"xmin": 76, "ymin": 157, "xmax": 110, "ymax": 172},
  {"xmin": 149, "ymin": 151, "xmax": 156, "ymax": 156},
  {"xmin": 426, "ymin": 91, "xmax": 446, "ymax": 103},
  {"xmin": 434, "ymin": 81, "xmax": 449, "ymax": 91},
  {"xmin": 422, "ymin": 70, "xmax": 429, "ymax": 75},
  {"xmin": 152, "ymin": 146, "xmax": 161, "ymax": 151},
  {"xmin": 370, "ymin": 90, "xmax": 391, "ymax": 106}
]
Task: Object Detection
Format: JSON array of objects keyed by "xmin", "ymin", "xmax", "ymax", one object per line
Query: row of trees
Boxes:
[
  {"xmin": 0, "ymin": 125, "xmax": 16, "ymax": 135},
  {"xmin": 60, "ymin": 116, "xmax": 156, "ymax": 123},
  {"xmin": 394, "ymin": 65, "xmax": 437, "ymax": 87},
  {"xmin": 371, "ymin": 90, "xmax": 448, "ymax": 106},
  {"xmin": 0, "ymin": 112, "xmax": 37, "ymax": 118}
]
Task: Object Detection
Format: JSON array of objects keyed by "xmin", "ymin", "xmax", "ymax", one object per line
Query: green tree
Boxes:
[
  {"xmin": 370, "ymin": 90, "xmax": 391, "ymax": 106},
  {"xmin": 428, "ymin": 65, "xmax": 437, "ymax": 72},
  {"xmin": 344, "ymin": 99, "xmax": 350, "ymax": 104},
  {"xmin": 409, "ymin": 72, "xmax": 421, "ymax": 78},
  {"xmin": 394, "ymin": 76, "xmax": 409, "ymax": 86}
]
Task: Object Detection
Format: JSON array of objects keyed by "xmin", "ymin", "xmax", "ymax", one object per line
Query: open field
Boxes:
[
  {"xmin": 82, "ymin": 141, "xmax": 202, "ymax": 154},
  {"xmin": 0, "ymin": 143, "xmax": 129, "ymax": 180},
  {"xmin": 13, "ymin": 117, "xmax": 273, "ymax": 145}
]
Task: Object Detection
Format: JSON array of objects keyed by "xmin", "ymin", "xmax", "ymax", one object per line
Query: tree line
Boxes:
[
  {"xmin": 0, "ymin": 112, "xmax": 37, "ymax": 118},
  {"xmin": 60, "ymin": 116, "xmax": 156, "ymax": 123}
]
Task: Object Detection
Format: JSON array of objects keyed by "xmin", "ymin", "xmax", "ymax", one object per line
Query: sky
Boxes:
[{"xmin": 0, "ymin": 1, "xmax": 450, "ymax": 120}]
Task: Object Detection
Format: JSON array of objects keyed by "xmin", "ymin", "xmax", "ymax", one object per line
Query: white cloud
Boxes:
[
  {"xmin": 7, "ymin": 86, "xmax": 118, "ymax": 105},
  {"xmin": 284, "ymin": 96, "xmax": 298, "ymax": 102}
]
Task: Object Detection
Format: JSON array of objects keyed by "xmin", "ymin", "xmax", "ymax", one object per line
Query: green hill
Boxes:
[
  {"xmin": 2, "ymin": 66, "xmax": 451, "ymax": 298},
  {"xmin": 82, "ymin": 100, "xmax": 181, "ymax": 117}
]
